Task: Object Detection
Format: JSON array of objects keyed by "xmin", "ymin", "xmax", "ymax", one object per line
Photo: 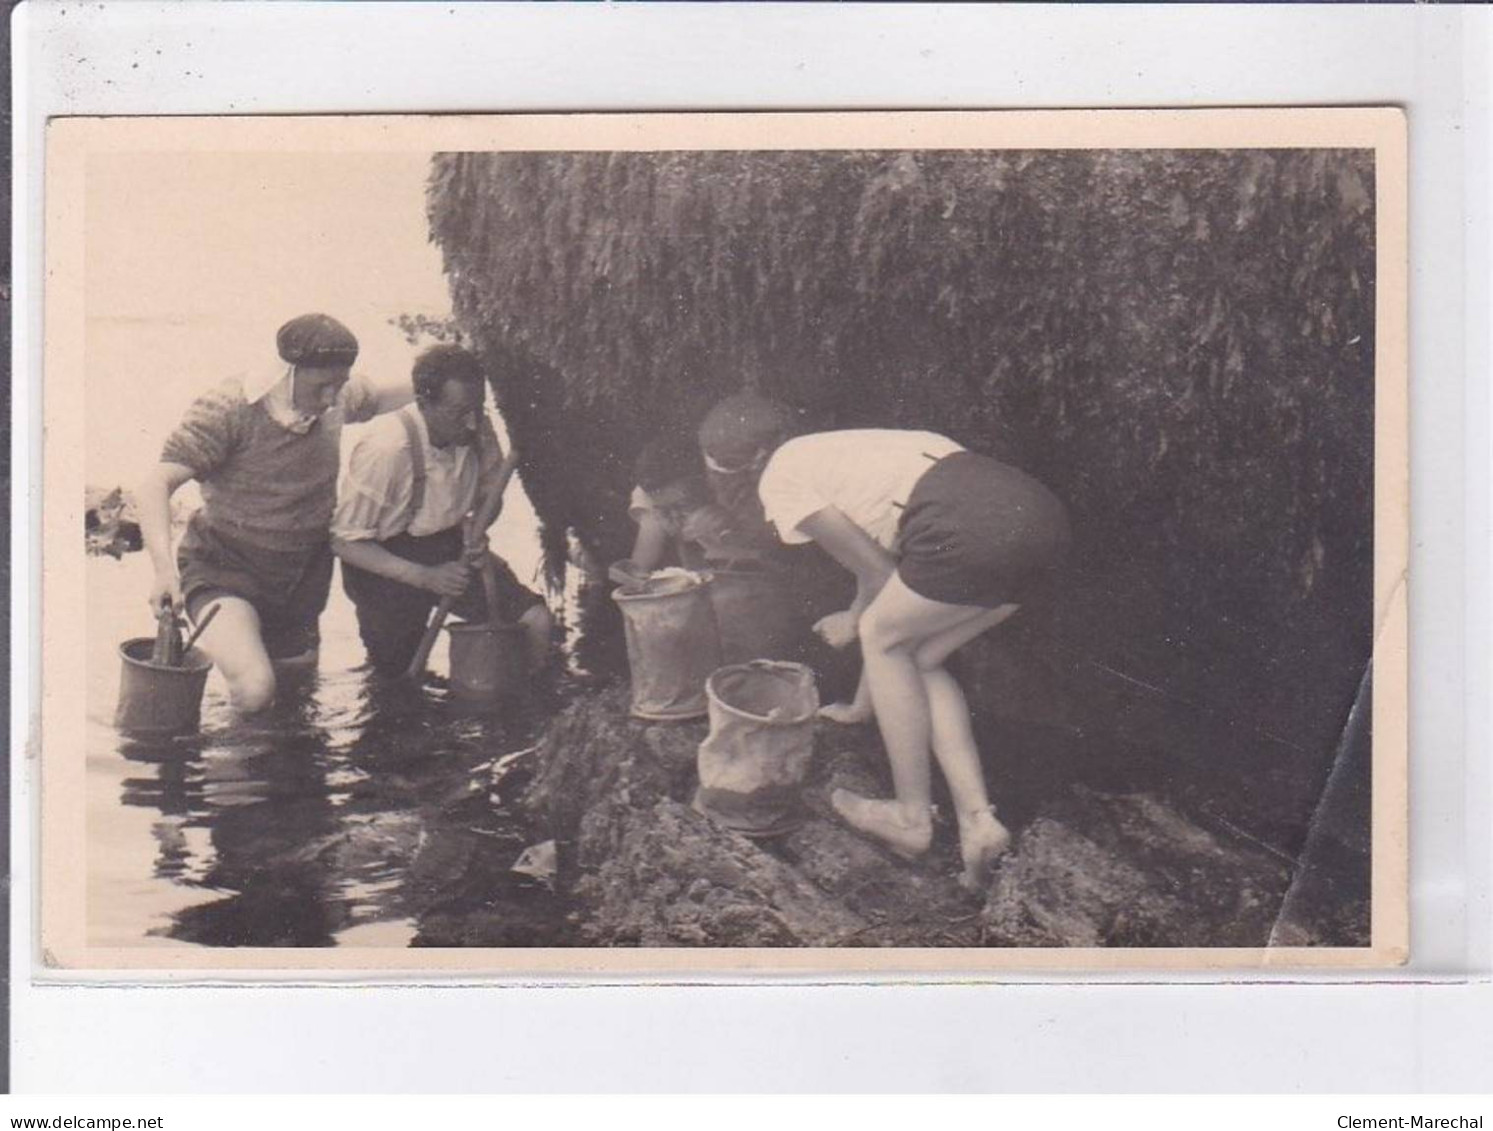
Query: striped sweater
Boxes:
[{"xmin": 161, "ymin": 375, "xmax": 378, "ymax": 552}]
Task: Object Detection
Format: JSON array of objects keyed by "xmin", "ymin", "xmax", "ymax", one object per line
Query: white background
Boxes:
[{"xmin": 12, "ymin": 2, "xmax": 1493, "ymax": 1092}]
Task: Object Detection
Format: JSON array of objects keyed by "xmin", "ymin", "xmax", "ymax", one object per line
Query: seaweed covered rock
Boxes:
[
  {"xmin": 520, "ymin": 688, "xmax": 870, "ymax": 945},
  {"xmin": 514, "ymin": 688, "xmax": 1315, "ymax": 949},
  {"xmin": 520, "ymin": 686, "xmax": 692, "ymax": 841},
  {"xmin": 428, "ymin": 148, "xmax": 1375, "ymax": 860},
  {"xmin": 775, "ymin": 817, "xmax": 982, "ymax": 948},
  {"xmin": 980, "ymin": 788, "xmax": 1294, "ymax": 948},
  {"xmin": 573, "ymin": 798, "xmax": 866, "ymax": 947}
]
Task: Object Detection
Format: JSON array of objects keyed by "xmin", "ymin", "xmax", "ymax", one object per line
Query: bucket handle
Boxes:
[
  {"xmin": 181, "ymin": 603, "xmax": 220, "ymax": 654},
  {"xmin": 709, "ymin": 659, "xmax": 820, "ymax": 721},
  {"xmin": 738, "ymin": 659, "xmax": 805, "ymax": 679}
]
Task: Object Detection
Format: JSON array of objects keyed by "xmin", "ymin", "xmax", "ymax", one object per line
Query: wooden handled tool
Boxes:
[
  {"xmin": 181, "ymin": 603, "xmax": 221, "ymax": 655},
  {"xmin": 151, "ymin": 602, "xmax": 183, "ymax": 667},
  {"xmin": 404, "ymin": 445, "xmax": 522, "ymax": 682}
]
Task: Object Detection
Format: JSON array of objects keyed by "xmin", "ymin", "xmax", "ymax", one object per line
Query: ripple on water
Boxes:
[{"xmin": 87, "ymin": 553, "xmax": 567, "ymax": 949}]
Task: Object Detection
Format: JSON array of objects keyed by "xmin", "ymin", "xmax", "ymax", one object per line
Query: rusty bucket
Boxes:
[
  {"xmin": 115, "ymin": 637, "xmax": 213, "ymax": 736},
  {"xmin": 446, "ymin": 621, "xmax": 529, "ymax": 702}
]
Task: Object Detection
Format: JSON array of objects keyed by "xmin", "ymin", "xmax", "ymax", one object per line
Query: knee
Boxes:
[
  {"xmin": 911, "ymin": 640, "xmax": 947, "ymax": 673},
  {"xmin": 228, "ymin": 664, "xmax": 277, "ymax": 714},
  {"xmin": 859, "ymin": 605, "xmax": 912, "ymax": 658}
]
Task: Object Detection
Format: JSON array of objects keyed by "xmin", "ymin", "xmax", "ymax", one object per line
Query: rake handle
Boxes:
[{"xmin": 404, "ymin": 446, "xmax": 521, "ymax": 682}]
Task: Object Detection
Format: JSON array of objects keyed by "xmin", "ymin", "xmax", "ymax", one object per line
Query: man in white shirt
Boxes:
[{"xmin": 331, "ymin": 345, "xmax": 551, "ymax": 676}]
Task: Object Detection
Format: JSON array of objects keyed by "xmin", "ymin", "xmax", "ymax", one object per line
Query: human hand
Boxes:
[
  {"xmin": 422, "ymin": 561, "xmax": 472, "ymax": 598},
  {"xmin": 608, "ymin": 559, "xmax": 649, "ymax": 587},
  {"xmin": 813, "ymin": 610, "xmax": 860, "ymax": 649},
  {"xmin": 148, "ymin": 567, "xmax": 183, "ymax": 613},
  {"xmin": 818, "ymin": 699, "xmax": 873, "ymax": 725},
  {"xmin": 462, "ymin": 534, "xmax": 490, "ymax": 568}
]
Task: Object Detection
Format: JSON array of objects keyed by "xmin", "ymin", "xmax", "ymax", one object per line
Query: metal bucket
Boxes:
[
  {"xmin": 694, "ymin": 660, "xmax": 819, "ymax": 837},
  {"xmin": 707, "ymin": 567, "xmax": 799, "ymax": 665},
  {"xmin": 611, "ymin": 570, "xmax": 722, "ymax": 720},
  {"xmin": 115, "ymin": 637, "xmax": 213, "ymax": 736},
  {"xmin": 446, "ymin": 622, "xmax": 529, "ymax": 702}
]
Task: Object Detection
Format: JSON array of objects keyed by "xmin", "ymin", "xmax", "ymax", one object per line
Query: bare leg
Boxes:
[
  {"xmin": 913, "ymin": 602, "xmax": 1016, "ymax": 804},
  {"xmin": 912, "ymin": 604, "xmax": 1020, "ymax": 887},
  {"xmin": 913, "ymin": 605, "xmax": 1013, "ymax": 804},
  {"xmin": 190, "ymin": 596, "xmax": 276, "ymax": 714},
  {"xmin": 832, "ymin": 577, "xmax": 990, "ymax": 856}
]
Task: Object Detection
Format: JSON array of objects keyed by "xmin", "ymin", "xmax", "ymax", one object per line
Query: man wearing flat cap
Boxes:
[{"xmin": 138, "ymin": 313, "xmax": 401, "ymax": 713}]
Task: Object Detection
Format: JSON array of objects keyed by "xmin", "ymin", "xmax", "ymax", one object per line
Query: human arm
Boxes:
[
  {"xmin": 628, "ymin": 512, "xmax": 673, "ymax": 574},
  {"xmin": 138, "ymin": 461, "xmax": 198, "ymax": 611},
  {"xmin": 795, "ymin": 505, "xmax": 898, "ymax": 645},
  {"xmin": 680, "ymin": 503, "xmax": 753, "ymax": 567},
  {"xmin": 145, "ymin": 381, "xmax": 249, "ymax": 609},
  {"xmin": 461, "ymin": 440, "xmax": 521, "ymax": 566},
  {"xmin": 331, "ymin": 535, "xmax": 470, "ymax": 598},
  {"xmin": 332, "ymin": 415, "xmax": 417, "ymax": 544},
  {"xmin": 457, "ymin": 419, "xmax": 515, "ymax": 560},
  {"xmin": 341, "ymin": 373, "xmax": 414, "ymax": 423},
  {"xmin": 330, "ymin": 420, "xmax": 469, "ymax": 594}
]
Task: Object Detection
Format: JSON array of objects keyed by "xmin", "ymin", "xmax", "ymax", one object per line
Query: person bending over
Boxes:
[
  {"xmin": 139, "ymin": 313, "xmax": 394, "ymax": 714},
  {"xmin": 620, "ymin": 432, "xmax": 772, "ymax": 579},
  {"xmin": 623, "ymin": 433, "xmax": 713, "ymax": 575},
  {"xmin": 331, "ymin": 345, "xmax": 552, "ymax": 676},
  {"xmin": 698, "ymin": 392, "xmax": 1071, "ymax": 888}
]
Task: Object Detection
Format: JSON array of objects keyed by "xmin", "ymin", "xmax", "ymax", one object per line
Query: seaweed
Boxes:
[{"xmin": 428, "ymin": 148, "xmax": 1376, "ymax": 846}]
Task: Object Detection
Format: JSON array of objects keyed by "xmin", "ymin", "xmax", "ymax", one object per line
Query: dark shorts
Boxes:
[
  {"xmin": 178, "ymin": 514, "xmax": 333, "ymax": 660},
  {"xmin": 896, "ymin": 452, "xmax": 1072, "ymax": 609},
  {"xmin": 340, "ymin": 526, "xmax": 545, "ymax": 674}
]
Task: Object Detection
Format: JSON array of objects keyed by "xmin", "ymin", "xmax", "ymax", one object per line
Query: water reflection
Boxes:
[{"xmin": 90, "ymin": 553, "xmax": 577, "ymax": 949}]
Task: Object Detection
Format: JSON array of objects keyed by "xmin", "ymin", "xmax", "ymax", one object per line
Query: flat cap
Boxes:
[{"xmin": 276, "ymin": 313, "xmax": 359, "ymax": 368}]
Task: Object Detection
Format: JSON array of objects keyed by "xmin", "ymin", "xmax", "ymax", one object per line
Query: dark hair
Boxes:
[
  {"xmin": 412, "ymin": 344, "xmax": 484, "ymax": 401},
  {"xmin": 634, "ymin": 433, "xmax": 706, "ymax": 493}
]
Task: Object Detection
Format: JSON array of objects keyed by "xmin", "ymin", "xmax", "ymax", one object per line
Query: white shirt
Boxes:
[
  {"xmin": 332, "ymin": 405, "xmax": 501, "ymax": 542},
  {"xmin": 757, "ymin": 429, "xmax": 965, "ymax": 550}
]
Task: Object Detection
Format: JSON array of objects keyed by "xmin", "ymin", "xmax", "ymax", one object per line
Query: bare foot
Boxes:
[
  {"xmin": 830, "ymin": 788, "xmax": 933, "ymax": 859},
  {"xmin": 957, "ymin": 806, "xmax": 1012, "ymax": 891},
  {"xmin": 818, "ymin": 700, "xmax": 873, "ymax": 725}
]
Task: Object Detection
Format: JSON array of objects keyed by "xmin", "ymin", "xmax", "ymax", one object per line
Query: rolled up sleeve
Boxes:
[{"xmin": 332, "ymin": 423, "xmax": 414, "ymax": 542}]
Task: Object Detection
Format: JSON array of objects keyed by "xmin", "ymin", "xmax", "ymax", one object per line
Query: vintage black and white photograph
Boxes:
[{"xmin": 41, "ymin": 111, "xmax": 1406, "ymax": 972}]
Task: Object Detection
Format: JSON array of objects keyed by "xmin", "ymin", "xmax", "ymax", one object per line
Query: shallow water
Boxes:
[{"xmin": 86, "ymin": 552, "xmax": 577, "ymax": 949}]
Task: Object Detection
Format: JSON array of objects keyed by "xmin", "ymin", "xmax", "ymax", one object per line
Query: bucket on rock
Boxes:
[
  {"xmin": 115, "ymin": 637, "xmax": 213, "ymax": 736},
  {"xmin": 447, "ymin": 621, "xmax": 529, "ymax": 702},
  {"xmin": 707, "ymin": 566, "xmax": 799, "ymax": 665},
  {"xmin": 611, "ymin": 568, "xmax": 722, "ymax": 721},
  {"xmin": 694, "ymin": 660, "xmax": 819, "ymax": 837}
]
